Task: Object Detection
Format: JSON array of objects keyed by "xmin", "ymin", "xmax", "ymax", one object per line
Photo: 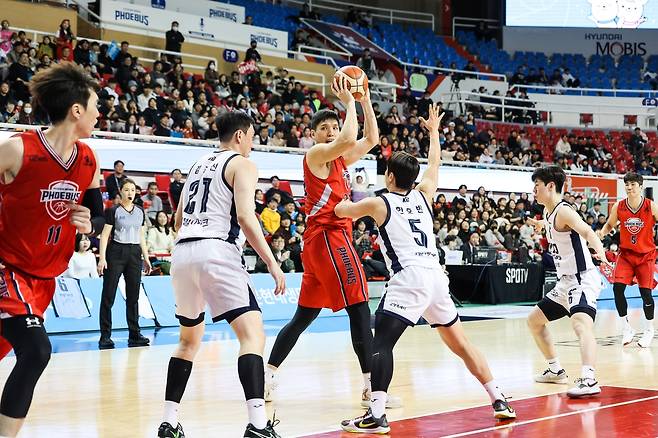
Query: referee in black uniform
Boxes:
[{"xmin": 97, "ymin": 178, "xmax": 152, "ymax": 349}]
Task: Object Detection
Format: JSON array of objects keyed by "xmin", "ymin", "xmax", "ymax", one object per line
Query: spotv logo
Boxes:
[{"xmin": 596, "ymin": 42, "xmax": 647, "ymax": 56}]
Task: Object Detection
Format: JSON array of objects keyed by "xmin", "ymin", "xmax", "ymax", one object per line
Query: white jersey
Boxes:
[
  {"xmin": 176, "ymin": 150, "xmax": 245, "ymax": 248},
  {"xmin": 545, "ymin": 200, "xmax": 594, "ymax": 277},
  {"xmin": 377, "ymin": 190, "xmax": 440, "ymax": 274}
]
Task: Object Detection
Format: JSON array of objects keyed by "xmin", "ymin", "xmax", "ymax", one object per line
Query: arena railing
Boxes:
[
  {"xmin": 513, "ymin": 84, "xmax": 658, "ymax": 99},
  {"xmin": 400, "ymin": 62, "xmax": 507, "ymax": 83},
  {"xmin": 443, "ymin": 90, "xmax": 656, "ymax": 126},
  {"xmin": 283, "ymin": 0, "xmax": 435, "ymax": 30},
  {"xmin": 451, "ymin": 17, "xmax": 500, "ymax": 39},
  {"xmin": 15, "ymin": 27, "xmax": 218, "ymax": 73},
  {"xmin": 259, "ymin": 63, "xmax": 329, "ymax": 95}
]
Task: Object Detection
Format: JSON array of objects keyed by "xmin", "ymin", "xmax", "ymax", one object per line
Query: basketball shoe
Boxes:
[
  {"xmin": 244, "ymin": 419, "xmax": 281, "ymax": 438},
  {"xmin": 567, "ymin": 378, "xmax": 601, "ymax": 398},
  {"xmin": 341, "ymin": 408, "xmax": 390, "ymax": 434},
  {"xmin": 492, "ymin": 398, "xmax": 516, "ymax": 420},
  {"xmin": 622, "ymin": 324, "xmax": 636, "ymax": 346},
  {"xmin": 637, "ymin": 326, "xmax": 654, "ymax": 348},
  {"xmin": 157, "ymin": 421, "xmax": 185, "ymax": 438},
  {"xmin": 361, "ymin": 387, "xmax": 403, "ymax": 408},
  {"xmin": 534, "ymin": 368, "xmax": 568, "ymax": 384}
]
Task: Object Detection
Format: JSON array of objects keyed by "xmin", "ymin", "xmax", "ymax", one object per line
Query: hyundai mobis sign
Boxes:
[{"xmin": 503, "ymin": 26, "xmax": 657, "ymax": 57}]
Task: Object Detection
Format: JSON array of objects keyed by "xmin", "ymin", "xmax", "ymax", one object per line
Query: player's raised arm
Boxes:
[
  {"xmin": 232, "ymin": 158, "xmax": 286, "ymax": 295},
  {"xmin": 598, "ymin": 201, "xmax": 619, "ymax": 238},
  {"xmin": 558, "ymin": 205, "xmax": 609, "ymax": 266},
  {"xmin": 306, "ymin": 76, "xmax": 358, "ymax": 167},
  {"xmin": 415, "ymin": 103, "xmax": 444, "ymax": 204},
  {"xmin": 335, "ymin": 197, "xmax": 387, "ymax": 225},
  {"xmin": 343, "ymin": 90, "xmax": 379, "ymax": 166}
]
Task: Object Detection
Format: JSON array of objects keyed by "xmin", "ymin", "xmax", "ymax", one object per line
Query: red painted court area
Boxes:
[{"xmin": 303, "ymin": 387, "xmax": 658, "ymax": 438}]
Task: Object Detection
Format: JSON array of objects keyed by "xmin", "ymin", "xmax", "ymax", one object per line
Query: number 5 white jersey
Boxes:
[
  {"xmin": 176, "ymin": 150, "xmax": 245, "ymax": 247},
  {"xmin": 376, "ymin": 190, "xmax": 440, "ymax": 275},
  {"xmin": 545, "ymin": 200, "xmax": 594, "ymax": 277}
]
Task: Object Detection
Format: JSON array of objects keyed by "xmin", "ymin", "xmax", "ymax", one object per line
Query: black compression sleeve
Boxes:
[{"xmin": 82, "ymin": 187, "xmax": 105, "ymax": 236}]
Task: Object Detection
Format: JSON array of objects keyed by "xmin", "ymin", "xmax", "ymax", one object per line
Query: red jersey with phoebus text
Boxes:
[
  {"xmin": 303, "ymin": 155, "xmax": 352, "ymax": 242},
  {"xmin": 0, "ymin": 130, "xmax": 97, "ymax": 278},
  {"xmin": 618, "ymin": 197, "xmax": 656, "ymax": 254}
]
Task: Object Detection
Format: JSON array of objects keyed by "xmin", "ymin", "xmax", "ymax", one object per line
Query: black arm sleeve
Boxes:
[{"xmin": 82, "ymin": 187, "xmax": 105, "ymax": 237}]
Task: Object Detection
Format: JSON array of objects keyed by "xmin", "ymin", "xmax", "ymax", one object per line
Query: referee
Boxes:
[{"xmin": 97, "ymin": 178, "xmax": 152, "ymax": 349}]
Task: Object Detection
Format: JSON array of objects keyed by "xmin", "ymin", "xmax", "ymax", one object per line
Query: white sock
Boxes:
[
  {"xmin": 483, "ymin": 380, "xmax": 505, "ymax": 403},
  {"xmin": 622, "ymin": 316, "xmax": 632, "ymax": 328},
  {"xmin": 246, "ymin": 398, "xmax": 267, "ymax": 429},
  {"xmin": 581, "ymin": 365, "xmax": 595, "ymax": 380},
  {"xmin": 547, "ymin": 357, "xmax": 562, "ymax": 374},
  {"xmin": 370, "ymin": 390, "xmax": 387, "ymax": 418},
  {"xmin": 163, "ymin": 400, "xmax": 179, "ymax": 426},
  {"xmin": 363, "ymin": 372, "xmax": 371, "ymax": 390}
]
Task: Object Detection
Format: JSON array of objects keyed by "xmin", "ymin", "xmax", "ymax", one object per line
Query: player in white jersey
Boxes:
[
  {"xmin": 157, "ymin": 112, "xmax": 285, "ymax": 438},
  {"xmin": 334, "ymin": 105, "xmax": 515, "ymax": 434},
  {"xmin": 526, "ymin": 165, "xmax": 609, "ymax": 398}
]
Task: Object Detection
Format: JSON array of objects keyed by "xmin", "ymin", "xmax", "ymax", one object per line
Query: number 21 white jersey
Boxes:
[
  {"xmin": 377, "ymin": 190, "xmax": 440, "ymax": 275},
  {"xmin": 176, "ymin": 150, "xmax": 245, "ymax": 248}
]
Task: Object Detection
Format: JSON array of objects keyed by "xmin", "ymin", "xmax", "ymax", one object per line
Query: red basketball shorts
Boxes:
[
  {"xmin": 0, "ymin": 266, "xmax": 54, "ymax": 319},
  {"xmin": 614, "ymin": 250, "xmax": 657, "ymax": 289},
  {"xmin": 299, "ymin": 229, "xmax": 369, "ymax": 311}
]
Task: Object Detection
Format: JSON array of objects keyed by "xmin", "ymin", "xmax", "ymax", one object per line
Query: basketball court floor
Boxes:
[{"xmin": 1, "ymin": 298, "xmax": 656, "ymax": 437}]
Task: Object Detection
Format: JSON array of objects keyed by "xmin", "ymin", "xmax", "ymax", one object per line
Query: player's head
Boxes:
[
  {"xmin": 216, "ymin": 111, "xmax": 255, "ymax": 156},
  {"xmin": 119, "ymin": 178, "xmax": 137, "ymax": 203},
  {"xmin": 29, "ymin": 62, "xmax": 99, "ymax": 137},
  {"xmin": 310, "ymin": 109, "xmax": 340, "ymax": 144},
  {"xmin": 385, "ymin": 151, "xmax": 420, "ymax": 191},
  {"xmin": 531, "ymin": 166, "xmax": 566, "ymax": 205},
  {"xmin": 623, "ymin": 171, "xmax": 643, "ymax": 197}
]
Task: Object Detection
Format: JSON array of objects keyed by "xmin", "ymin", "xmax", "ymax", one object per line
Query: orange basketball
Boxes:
[{"xmin": 334, "ymin": 65, "xmax": 369, "ymax": 100}]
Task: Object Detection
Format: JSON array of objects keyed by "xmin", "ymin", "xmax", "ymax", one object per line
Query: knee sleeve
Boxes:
[
  {"xmin": 613, "ymin": 283, "xmax": 628, "ymax": 317},
  {"xmin": 639, "ymin": 288, "xmax": 655, "ymax": 320},
  {"xmin": 267, "ymin": 306, "xmax": 320, "ymax": 368},
  {"xmin": 371, "ymin": 313, "xmax": 408, "ymax": 392},
  {"xmin": 0, "ymin": 316, "xmax": 52, "ymax": 418},
  {"xmin": 346, "ymin": 302, "xmax": 374, "ymax": 374}
]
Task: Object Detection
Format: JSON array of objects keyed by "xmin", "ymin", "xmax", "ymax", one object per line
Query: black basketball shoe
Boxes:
[
  {"xmin": 244, "ymin": 419, "xmax": 281, "ymax": 438},
  {"xmin": 158, "ymin": 421, "xmax": 185, "ymax": 437}
]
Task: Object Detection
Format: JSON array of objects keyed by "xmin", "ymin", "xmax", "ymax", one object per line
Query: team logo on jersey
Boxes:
[
  {"xmin": 40, "ymin": 180, "xmax": 82, "ymax": 221},
  {"xmin": 624, "ymin": 218, "xmax": 644, "ymax": 235}
]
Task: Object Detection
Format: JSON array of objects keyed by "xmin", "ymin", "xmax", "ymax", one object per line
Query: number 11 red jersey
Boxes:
[{"xmin": 0, "ymin": 130, "xmax": 97, "ymax": 278}]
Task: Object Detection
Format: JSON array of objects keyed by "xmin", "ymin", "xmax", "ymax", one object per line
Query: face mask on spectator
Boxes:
[
  {"xmin": 172, "ymin": 26, "xmax": 179, "ymax": 31},
  {"xmin": 210, "ymin": 64, "xmax": 216, "ymax": 71},
  {"xmin": 24, "ymin": 108, "xmax": 32, "ymax": 114}
]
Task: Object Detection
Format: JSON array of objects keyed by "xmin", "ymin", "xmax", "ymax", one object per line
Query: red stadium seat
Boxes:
[{"xmin": 278, "ymin": 180, "xmax": 293, "ymax": 196}]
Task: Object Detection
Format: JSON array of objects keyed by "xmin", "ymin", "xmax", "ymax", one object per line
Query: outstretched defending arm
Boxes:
[
  {"xmin": 306, "ymin": 76, "xmax": 358, "ymax": 167},
  {"xmin": 335, "ymin": 196, "xmax": 387, "ymax": 226},
  {"xmin": 415, "ymin": 103, "xmax": 444, "ymax": 205}
]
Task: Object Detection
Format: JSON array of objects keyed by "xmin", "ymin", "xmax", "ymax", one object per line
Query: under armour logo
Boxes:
[{"xmin": 25, "ymin": 317, "xmax": 41, "ymax": 328}]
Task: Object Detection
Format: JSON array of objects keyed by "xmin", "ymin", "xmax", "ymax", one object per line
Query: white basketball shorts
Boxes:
[
  {"xmin": 377, "ymin": 265, "xmax": 459, "ymax": 327},
  {"xmin": 539, "ymin": 268, "xmax": 603, "ymax": 321},
  {"xmin": 171, "ymin": 239, "xmax": 260, "ymax": 326}
]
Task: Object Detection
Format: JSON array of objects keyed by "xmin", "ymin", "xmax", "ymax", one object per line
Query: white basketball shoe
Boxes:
[
  {"xmin": 638, "ymin": 326, "xmax": 654, "ymax": 348},
  {"xmin": 567, "ymin": 378, "xmax": 601, "ymax": 398},
  {"xmin": 534, "ymin": 368, "xmax": 568, "ymax": 384}
]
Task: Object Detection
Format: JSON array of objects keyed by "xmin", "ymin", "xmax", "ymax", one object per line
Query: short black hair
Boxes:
[
  {"xmin": 270, "ymin": 175, "xmax": 279, "ymax": 182},
  {"xmin": 114, "ymin": 160, "xmax": 124, "ymax": 167},
  {"xmin": 216, "ymin": 111, "xmax": 253, "ymax": 143},
  {"xmin": 386, "ymin": 151, "xmax": 420, "ymax": 190},
  {"xmin": 531, "ymin": 166, "xmax": 566, "ymax": 193},
  {"xmin": 148, "ymin": 182, "xmax": 158, "ymax": 189},
  {"xmin": 623, "ymin": 171, "xmax": 643, "ymax": 186},
  {"xmin": 171, "ymin": 168, "xmax": 181, "ymax": 175},
  {"xmin": 310, "ymin": 109, "xmax": 340, "ymax": 131},
  {"xmin": 29, "ymin": 62, "xmax": 99, "ymax": 124}
]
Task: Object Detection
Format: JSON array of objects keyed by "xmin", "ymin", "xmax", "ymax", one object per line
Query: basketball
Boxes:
[{"xmin": 334, "ymin": 65, "xmax": 369, "ymax": 100}]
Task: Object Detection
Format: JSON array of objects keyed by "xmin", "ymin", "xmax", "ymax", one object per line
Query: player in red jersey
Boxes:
[
  {"xmin": 264, "ymin": 76, "xmax": 400, "ymax": 407},
  {"xmin": 599, "ymin": 172, "xmax": 657, "ymax": 348},
  {"xmin": 0, "ymin": 63, "xmax": 104, "ymax": 436}
]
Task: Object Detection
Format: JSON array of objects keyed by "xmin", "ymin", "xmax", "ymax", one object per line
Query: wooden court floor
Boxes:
[{"xmin": 1, "ymin": 307, "xmax": 656, "ymax": 437}]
